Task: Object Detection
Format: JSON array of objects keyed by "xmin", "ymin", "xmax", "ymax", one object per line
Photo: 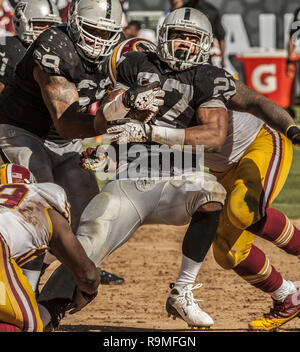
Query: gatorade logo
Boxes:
[{"xmin": 251, "ymin": 64, "xmax": 277, "ymax": 93}]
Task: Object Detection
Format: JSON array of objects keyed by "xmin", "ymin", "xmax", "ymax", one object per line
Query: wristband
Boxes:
[
  {"xmin": 103, "ymin": 93, "xmax": 130, "ymax": 121},
  {"xmin": 151, "ymin": 126, "xmax": 185, "ymax": 149},
  {"xmin": 286, "ymin": 124, "xmax": 298, "ymax": 136},
  {"xmin": 286, "ymin": 124, "xmax": 300, "ymax": 142}
]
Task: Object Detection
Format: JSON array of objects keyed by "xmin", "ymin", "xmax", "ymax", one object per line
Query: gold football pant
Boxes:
[
  {"xmin": 0, "ymin": 235, "xmax": 43, "ymax": 332},
  {"xmin": 212, "ymin": 125, "xmax": 293, "ymax": 269}
]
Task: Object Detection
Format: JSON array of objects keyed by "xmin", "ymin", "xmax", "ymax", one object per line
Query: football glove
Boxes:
[
  {"xmin": 80, "ymin": 145, "xmax": 109, "ymax": 172},
  {"xmin": 287, "ymin": 125, "xmax": 300, "ymax": 148},
  {"xmin": 123, "ymin": 81, "xmax": 165, "ymax": 113},
  {"xmin": 67, "ymin": 287, "xmax": 98, "ymax": 314},
  {"xmin": 106, "ymin": 119, "xmax": 152, "ymax": 144}
]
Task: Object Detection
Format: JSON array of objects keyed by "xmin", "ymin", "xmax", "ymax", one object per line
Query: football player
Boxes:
[
  {"xmin": 0, "ymin": 0, "xmax": 62, "ymax": 94},
  {"xmin": 37, "ymin": 11, "xmax": 233, "ymax": 330},
  {"xmin": 0, "ymin": 0, "xmax": 124, "ymax": 290},
  {"xmin": 103, "ymin": 9, "xmax": 300, "ymax": 330},
  {"xmin": 39, "ymin": 8, "xmax": 300, "ymax": 331},
  {"xmin": 0, "ymin": 163, "xmax": 100, "ymax": 332},
  {"xmin": 89, "ymin": 8, "xmax": 300, "ymax": 331}
]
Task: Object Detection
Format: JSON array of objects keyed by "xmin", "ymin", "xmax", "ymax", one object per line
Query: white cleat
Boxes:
[{"xmin": 166, "ymin": 283, "xmax": 214, "ymax": 328}]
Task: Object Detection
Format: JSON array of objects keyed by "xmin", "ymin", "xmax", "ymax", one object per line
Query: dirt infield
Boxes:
[{"xmin": 40, "ymin": 220, "xmax": 300, "ymax": 332}]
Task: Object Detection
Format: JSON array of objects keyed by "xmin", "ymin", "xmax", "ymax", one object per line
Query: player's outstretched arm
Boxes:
[
  {"xmin": 48, "ymin": 208, "xmax": 100, "ymax": 296},
  {"xmin": 33, "ymin": 65, "xmax": 97, "ymax": 139},
  {"xmin": 228, "ymin": 79, "xmax": 295, "ymax": 135}
]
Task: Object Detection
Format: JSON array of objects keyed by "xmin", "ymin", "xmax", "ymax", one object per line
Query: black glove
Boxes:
[
  {"xmin": 287, "ymin": 125, "xmax": 300, "ymax": 148},
  {"xmin": 67, "ymin": 288, "xmax": 98, "ymax": 314}
]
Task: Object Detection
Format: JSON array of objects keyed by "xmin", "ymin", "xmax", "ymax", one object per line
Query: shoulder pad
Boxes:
[
  {"xmin": 196, "ymin": 64, "xmax": 236, "ymax": 103},
  {"xmin": 32, "ymin": 26, "xmax": 79, "ymax": 76},
  {"xmin": 34, "ymin": 183, "xmax": 71, "ymax": 224}
]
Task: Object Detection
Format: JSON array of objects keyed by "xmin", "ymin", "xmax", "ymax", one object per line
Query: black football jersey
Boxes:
[
  {"xmin": 114, "ymin": 51, "xmax": 236, "ymax": 178},
  {"xmin": 116, "ymin": 51, "xmax": 236, "ymax": 129},
  {"xmin": 0, "ymin": 24, "xmax": 112, "ymax": 141},
  {"xmin": 0, "ymin": 35, "xmax": 26, "ymax": 86}
]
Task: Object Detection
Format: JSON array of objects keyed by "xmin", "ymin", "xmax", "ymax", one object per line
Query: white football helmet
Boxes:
[
  {"xmin": 67, "ymin": 0, "xmax": 123, "ymax": 63},
  {"xmin": 13, "ymin": 0, "xmax": 61, "ymax": 45},
  {"xmin": 157, "ymin": 7, "xmax": 213, "ymax": 71}
]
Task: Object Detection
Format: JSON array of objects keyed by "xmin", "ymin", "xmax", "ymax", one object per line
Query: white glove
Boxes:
[
  {"xmin": 107, "ymin": 119, "xmax": 152, "ymax": 144},
  {"xmin": 124, "ymin": 81, "xmax": 165, "ymax": 113}
]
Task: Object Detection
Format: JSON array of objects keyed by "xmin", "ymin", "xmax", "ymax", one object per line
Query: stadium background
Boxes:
[{"xmin": 2, "ymin": 0, "xmax": 300, "ymax": 332}]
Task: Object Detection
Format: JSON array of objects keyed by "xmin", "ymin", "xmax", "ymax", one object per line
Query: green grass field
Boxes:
[{"xmin": 272, "ymin": 146, "xmax": 300, "ymax": 219}]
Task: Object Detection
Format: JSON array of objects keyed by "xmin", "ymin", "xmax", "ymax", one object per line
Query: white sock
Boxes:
[
  {"xmin": 22, "ymin": 269, "xmax": 41, "ymax": 292},
  {"xmin": 271, "ymin": 279, "xmax": 297, "ymax": 302},
  {"xmin": 175, "ymin": 255, "xmax": 203, "ymax": 287},
  {"xmin": 38, "ymin": 303, "xmax": 51, "ymax": 328}
]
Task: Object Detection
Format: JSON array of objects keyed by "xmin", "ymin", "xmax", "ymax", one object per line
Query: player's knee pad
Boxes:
[
  {"xmin": 181, "ymin": 172, "xmax": 226, "ymax": 215},
  {"xmin": 226, "ymin": 181, "xmax": 261, "ymax": 230}
]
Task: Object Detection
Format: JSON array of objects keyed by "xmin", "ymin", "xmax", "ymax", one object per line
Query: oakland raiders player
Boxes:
[
  {"xmin": 0, "ymin": 163, "xmax": 100, "ymax": 332},
  {"xmin": 37, "ymin": 7, "xmax": 300, "ymax": 331},
  {"xmin": 0, "ymin": 0, "xmax": 61, "ymax": 94},
  {"xmin": 86, "ymin": 7, "xmax": 300, "ymax": 331},
  {"xmin": 100, "ymin": 8, "xmax": 300, "ymax": 330},
  {"xmin": 37, "ymin": 9, "xmax": 232, "ymax": 330},
  {"xmin": 0, "ymin": 0, "xmax": 124, "ymax": 290}
]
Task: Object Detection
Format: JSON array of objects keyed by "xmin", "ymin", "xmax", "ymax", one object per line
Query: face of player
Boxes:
[
  {"xmin": 32, "ymin": 21, "xmax": 57, "ymax": 38},
  {"xmin": 82, "ymin": 24, "xmax": 111, "ymax": 50},
  {"xmin": 168, "ymin": 30, "xmax": 201, "ymax": 61}
]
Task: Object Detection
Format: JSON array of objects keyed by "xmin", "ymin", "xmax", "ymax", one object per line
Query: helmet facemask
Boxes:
[
  {"xmin": 157, "ymin": 17, "xmax": 213, "ymax": 71},
  {"xmin": 68, "ymin": 1, "xmax": 122, "ymax": 63},
  {"xmin": 22, "ymin": 18, "xmax": 61, "ymax": 44}
]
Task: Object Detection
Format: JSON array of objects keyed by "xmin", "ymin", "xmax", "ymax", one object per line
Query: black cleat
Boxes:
[{"xmin": 99, "ymin": 269, "xmax": 124, "ymax": 285}]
